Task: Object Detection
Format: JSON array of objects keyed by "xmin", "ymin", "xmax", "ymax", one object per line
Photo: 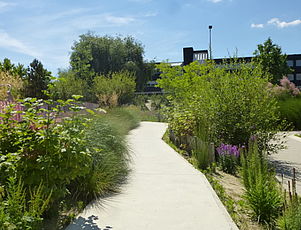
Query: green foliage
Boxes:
[
  {"xmin": 241, "ymin": 142, "xmax": 282, "ymax": 225},
  {"xmin": 93, "ymin": 71, "xmax": 136, "ymax": 106},
  {"xmin": 278, "ymin": 97, "xmax": 301, "ymax": 130},
  {"xmin": 278, "ymin": 199, "xmax": 301, "ymax": 230},
  {"xmin": 192, "ymin": 141, "xmax": 211, "ymax": 170},
  {"xmin": 68, "ymin": 106, "xmax": 140, "ymax": 201},
  {"xmin": 192, "ymin": 124, "xmax": 212, "ymax": 170},
  {"xmin": 69, "ymin": 115, "xmax": 129, "ymax": 201},
  {"xmin": 157, "ymin": 60, "xmax": 283, "ymax": 152},
  {"xmin": 253, "ymin": 37, "xmax": 291, "ymax": 84},
  {"xmin": 70, "ymin": 32, "xmax": 148, "ymax": 91},
  {"xmin": 219, "ymin": 155, "xmax": 239, "ymax": 175},
  {"xmin": 23, "ymin": 59, "xmax": 52, "ymax": 99},
  {"xmin": 49, "ymin": 69, "xmax": 89, "ymax": 101},
  {"xmin": 0, "ymin": 177, "xmax": 51, "ymax": 230},
  {"xmin": 0, "ymin": 58, "xmax": 27, "ymax": 78},
  {"xmin": 103, "ymin": 106, "xmax": 140, "ymax": 136},
  {"xmin": 0, "ymin": 98, "xmax": 92, "ymax": 200}
]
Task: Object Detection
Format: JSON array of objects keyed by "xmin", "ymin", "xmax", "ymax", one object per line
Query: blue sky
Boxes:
[{"xmin": 0, "ymin": 0, "xmax": 301, "ymax": 75}]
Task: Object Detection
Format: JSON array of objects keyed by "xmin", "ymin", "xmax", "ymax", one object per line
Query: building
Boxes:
[
  {"xmin": 183, "ymin": 47, "xmax": 301, "ymax": 88},
  {"xmin": 144, "ymin": 47, "xmax": 301, "ymax": 92}
]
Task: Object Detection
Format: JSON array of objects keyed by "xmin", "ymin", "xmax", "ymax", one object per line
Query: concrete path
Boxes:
[
  {"xmin": 66, "ymin": 122, "xmax": 238, "ymax": 230},
  {"xmin": 269, "ymin": 132, "xmax": 301, "ymax": 194}
]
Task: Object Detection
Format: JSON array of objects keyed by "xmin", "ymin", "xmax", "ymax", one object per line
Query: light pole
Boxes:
[{"xmin": 209, "ymin": 25, "xmax": 213, "ymax": 60}]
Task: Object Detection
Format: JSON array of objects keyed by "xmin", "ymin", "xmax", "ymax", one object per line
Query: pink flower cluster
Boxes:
[{"xmin": 267, "ymin": 76, "xmax": 300, "ymax": 97}]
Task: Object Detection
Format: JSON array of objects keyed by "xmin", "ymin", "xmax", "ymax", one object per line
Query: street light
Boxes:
[{"xmin": 209, "ymin": 25, "xmax": 213, "ymax": 60}]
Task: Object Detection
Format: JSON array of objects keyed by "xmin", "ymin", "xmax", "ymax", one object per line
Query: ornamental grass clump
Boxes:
[{"xmin": 216, "ymin": 143, "xmax": 240, "ymax": 175}]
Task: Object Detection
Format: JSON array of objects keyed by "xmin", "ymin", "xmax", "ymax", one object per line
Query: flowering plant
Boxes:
[
  {"xmin": 267, "ymin": 76, "xmax": 300, "ymax": 99},
  {"xmin": 216, "ymin": 143, "xmax": 240, "ymax": 174}
]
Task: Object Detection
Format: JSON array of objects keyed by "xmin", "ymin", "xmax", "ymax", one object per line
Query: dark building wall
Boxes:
[{"xmin": 183, "ymin": 47, "xmax": 194, "ymax": 65}]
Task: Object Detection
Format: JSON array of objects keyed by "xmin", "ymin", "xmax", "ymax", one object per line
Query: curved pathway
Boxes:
[
  {"xmin": 66, "ymin": 122, "xmax": 238, "ymax": 230},
  {"xmin": 269, "ymin": 132, "xmax": 301, "ymax": 194}
]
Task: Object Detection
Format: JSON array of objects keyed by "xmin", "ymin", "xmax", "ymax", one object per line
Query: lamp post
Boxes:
[{"xmin": 209, "ymin": 25, "xmax": 213, "ymax": 60}]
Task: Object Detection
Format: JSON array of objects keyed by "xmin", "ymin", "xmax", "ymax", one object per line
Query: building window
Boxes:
[
  {"xmin": 296, "ymin": 73, "xmax": 301, "ymax": 80},
  {"xmin": 287, "ymin": 60, "xmax": 294, "ymax": 67},
  {"xmin": 296, "ymin": 60, "xmax": 301, "ymax": 67},
  {"xmin": 287, "ymin": 74, "xmax": 294, "ymax": 81}
]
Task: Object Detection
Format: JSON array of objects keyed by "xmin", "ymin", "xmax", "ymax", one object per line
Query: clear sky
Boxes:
[{"xmin": 0, "ymin": 0, "xmax": 301, "ymax": 75}]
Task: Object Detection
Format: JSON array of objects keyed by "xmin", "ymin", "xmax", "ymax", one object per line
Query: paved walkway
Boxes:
[
  {"xmin": 269, "ymin": 132, "xmax": 301, "ymax": 194},
  {"xmin": 66, "ymin": 122, "xmax": 238, "ymax": 230}
]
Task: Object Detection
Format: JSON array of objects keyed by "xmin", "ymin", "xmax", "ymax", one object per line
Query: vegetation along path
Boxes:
[{"xmin": 66, "ymin": 122, "xmax": 238, "ymax": 230}]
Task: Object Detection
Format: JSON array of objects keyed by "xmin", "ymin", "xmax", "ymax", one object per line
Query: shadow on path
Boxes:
[
  {"xmin": 67, "ymin": 215, "xmax": 101, "ymax": 230},
  {"xmin": 269, "ymin": 159, "xmax": 301, "ymax": 180},
  {"xmin": 67, "ymin": 215, "xmax": 114, "ymax": 230}
]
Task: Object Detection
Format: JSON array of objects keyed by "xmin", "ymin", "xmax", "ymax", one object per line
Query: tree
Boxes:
[
  {"xmin": 253, "ymin": 38, "xmax": 291, "ymax": 84},
  {"xmin": 49, "ymin": 69, "xmax": 89, "ymax": 101},
  {"xmin": 70, "ymin": 33, "xmax": 147, "ymax": 91},
  {"xmin": 24, "ymin": 59, "xmax": 51, "ymax": 99},
  {"xmin": 0, "ymin": 58, "xmax": 27, "ymax": 78}
]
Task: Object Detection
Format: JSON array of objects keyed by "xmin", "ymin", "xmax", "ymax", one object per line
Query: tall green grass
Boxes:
[
  {"xmin": 68, "ymin": 106, "xmax": 140, "ymax": 201},
  {"xmin": 278, "ymin": 97, "xmax": 301, "ymax": 130},
  {"xmin": 278, "ymin": 200, "xmax": 301, "ymax": 230},
  {"xmin": 103, "ymin": 106, "xmax": 140, "ymax": 136}
]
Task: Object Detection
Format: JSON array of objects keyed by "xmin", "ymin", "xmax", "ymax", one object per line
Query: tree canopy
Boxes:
[
  {"xmin": 70, "ymin": 33, "xmax": 147, "ymax": 90},
  {"xmin": 0, "ymin": 58, "xmax": 26, "ymax": 78},
  {"xmin": 24, "ymin": 59, "xmax": 51, "ymax": 99},
  {"xmin": 253, "ymin": 38, "xmax": 291, "ymax": 84}
]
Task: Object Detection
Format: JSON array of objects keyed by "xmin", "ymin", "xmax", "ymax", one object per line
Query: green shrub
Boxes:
[
  {"xmin": 157, "ymin": 60, "xmax": 284, "ymax": 152},
  {"xmin": 278, "ymin": 97, "xmax": 301, "ymax": 130},
  {"xmin": 0, "ymin": 97, "xmax": 92, "ymax": 200},
  {"xmin": 241, "ymin": 142, "xmax": 282, "ymax": 225},
  {"xmin": 93, "ymin": 71, "xmax": 136, "ymax": 107},
  {"xmin": 0, "ymin": 177, "xmax": 51, "ymax": 230}
]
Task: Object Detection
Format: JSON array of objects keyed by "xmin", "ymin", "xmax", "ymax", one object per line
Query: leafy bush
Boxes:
[
  {"xmin": 157, "ymin": 60, "xmax": 284, "ymax": 152},
  {"xmin": 216, "ymin": 144, "xmax": 240, "ymax": 175},
  {"xmin": 0, "ymin": 97, "xmax": 92, "ymax": 200},
  {"xmin": 278, "ymin": 97, "xmax": 301, "ymax": 130},
  {"xmin": 241, "ymin": 142, "xmax": 282, "ymax": 225},
  {"xmin": 93, "ymin": 71, "xmax": 136, "ymax": 107},
  {"xmin": 49, "ymin": 69, "xmax": 89, "ymax": 101}
]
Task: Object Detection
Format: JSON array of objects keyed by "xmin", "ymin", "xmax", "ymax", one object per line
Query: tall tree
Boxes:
[
  {"xmin": 0, "ymin": 58, "xmax": 27, "ymax": 78},
  {"xmin": 253, "ymin": 38, "xmax": 291, "ymax": 84},
  {"xmin": 24, "ymin": 59, "xmax": 51, "ymax": 99},
  {"xmin": 70, "ymin": 33, "xmax": 147, "ymax": 91}
]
